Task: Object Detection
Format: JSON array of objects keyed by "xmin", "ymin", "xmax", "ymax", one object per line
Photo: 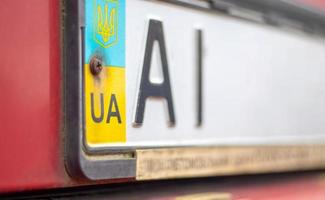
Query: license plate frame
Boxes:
[
  {"xmin": 64, "ymin": 0, "xmax": 136, "ymax": 180},
  {"xmin": 64, "ymin": 0, "xmax": 325, "ymax": 181}
]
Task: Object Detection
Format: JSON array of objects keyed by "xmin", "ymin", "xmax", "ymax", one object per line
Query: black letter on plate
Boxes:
[
  {"xmin": 134, "ymin": 19, "xmax": 175, "ymax": 126},
  {"xmin": 196, "ymin": 29, "xmax": 203, "ymax": 126},
  {"xmin": 107, "ymin": 94, "xmax": 122, "ymax": 124},
  {"xmin": 91, "ymin": 93, "xmax": 104, "ymax": 123}
]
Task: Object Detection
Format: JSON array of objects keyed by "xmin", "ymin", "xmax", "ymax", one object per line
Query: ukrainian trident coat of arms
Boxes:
[{"xmin": 94, "ymin": 0, "xmax": 118, "ymax": 48}]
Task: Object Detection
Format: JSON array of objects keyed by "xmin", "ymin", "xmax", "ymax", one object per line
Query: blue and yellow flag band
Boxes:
[{"xmin": 84, "ymin": 0, "xmax": 126, "ymax": 146}]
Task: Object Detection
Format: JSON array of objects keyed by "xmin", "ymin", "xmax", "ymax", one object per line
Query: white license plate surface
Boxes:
[{"xmin": 84, "ymin": 0, "xmax": 325, "ymax": 149}]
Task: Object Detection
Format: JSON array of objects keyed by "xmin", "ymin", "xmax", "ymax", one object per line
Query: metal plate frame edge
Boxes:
[{"xmin": 63, "ymin": 0, "xmax": 136, "ymax": 180}]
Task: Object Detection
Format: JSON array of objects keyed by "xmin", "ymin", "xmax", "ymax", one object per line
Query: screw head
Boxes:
[{"xmin": 90, "ymin": 56, "xmax": 103, "ymax": 76}]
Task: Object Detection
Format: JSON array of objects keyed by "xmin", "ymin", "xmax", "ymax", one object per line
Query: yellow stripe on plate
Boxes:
[{"xmin": 84, "ymin": 64, "xmax": 126, "ymax": 145}]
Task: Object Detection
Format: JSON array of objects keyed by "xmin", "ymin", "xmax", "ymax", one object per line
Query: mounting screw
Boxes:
[{"xmin": 90, "ymin": 56, "xmax": 103, "ymax": 76}]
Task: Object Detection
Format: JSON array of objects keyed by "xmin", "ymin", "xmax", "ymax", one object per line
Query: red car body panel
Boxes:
[
  {"xmin": 302, "ymin": 0, "xmax": 325, "ymax": 8},
  {"xmin": 0, "ymin": 0, "xmax": 69, "ymax": 193}
]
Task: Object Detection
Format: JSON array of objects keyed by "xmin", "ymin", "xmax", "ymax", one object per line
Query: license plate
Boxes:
[{"xmin": 64, "ymin": 0, "xmax": 325, "ymax": 180}]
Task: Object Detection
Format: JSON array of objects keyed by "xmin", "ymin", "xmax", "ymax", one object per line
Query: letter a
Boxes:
[
  {"xmin": 134, "ymin": 19, "xmax": 176, "ymax": 126},
  {"xmin": 106, "ymin": 94, "xmax": 122, "ymax": 124}
]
